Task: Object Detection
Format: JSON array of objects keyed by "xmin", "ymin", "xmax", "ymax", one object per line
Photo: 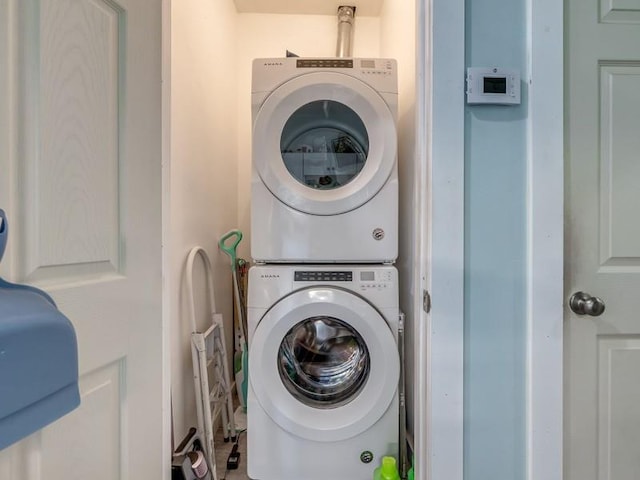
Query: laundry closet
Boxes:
[
  {"xmin": 169, "ymin": 0, "xmax": 422, "ymax": 477},
  {"xmin": 0, "ymin": 0, "xmax": 432, "ymax": 478}
]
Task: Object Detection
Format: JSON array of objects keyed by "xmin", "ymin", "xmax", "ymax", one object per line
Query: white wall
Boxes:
[
  {"xmin": 169, "ymin": 0, "xmax": 239, "ymax": 443},
  {"xmin": 380, "ymin": 0, "xmax": 418, "ymax": 442},
  {"xmin": 235, "ymin": 13, "xmax": 382, "ymax": 259}
]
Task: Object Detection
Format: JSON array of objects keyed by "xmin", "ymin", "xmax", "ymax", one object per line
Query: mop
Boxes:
[{"xmin": 218, "ymin": 230, "xmax": 249, "ymax": 424}]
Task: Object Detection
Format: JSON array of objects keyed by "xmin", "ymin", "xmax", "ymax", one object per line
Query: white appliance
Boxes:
[
  {"xmin": 247, "ymin": 265, "xmax": 400, "ymax": 480},
  {"xmin": 251, "ymin": 58, "xmax": 398, "ymax": 263}
]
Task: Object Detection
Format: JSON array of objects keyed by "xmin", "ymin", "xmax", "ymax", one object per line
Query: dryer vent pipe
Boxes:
[{"xmin": 336, "ymin": 6, "xmax": 356, "ymax": 58}]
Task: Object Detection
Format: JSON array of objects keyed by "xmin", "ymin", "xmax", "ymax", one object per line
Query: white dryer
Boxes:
[
  {"xmin": 251, "ymin": 58, "xmax": 398, "ymax": 263},
  {"xmin": 247, "ymin": 265, "xmax": 400, "ymax": 480}
]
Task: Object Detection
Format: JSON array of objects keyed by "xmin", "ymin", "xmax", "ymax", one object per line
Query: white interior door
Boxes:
[
  {"xmin": 565, "ymin": 0, "xmax": 640, "ymax": 478},
  {"xmin": 0, "ymin": 0, "xmax": 163, "ymax": 478}
]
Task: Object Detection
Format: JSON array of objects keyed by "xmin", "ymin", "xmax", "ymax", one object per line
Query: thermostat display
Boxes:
[
  {"xmin": 466, "ymin": 67, "xmax": 520, "ymax": 105},
  {"xmin": 483, "ymin": 76, "xmax": 507, "ymax": 94}
]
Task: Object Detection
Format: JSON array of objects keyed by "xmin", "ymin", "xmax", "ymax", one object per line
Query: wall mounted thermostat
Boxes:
[{"xmin": 466, "ymin": 67, "xmax": 520, "ymax": 105}]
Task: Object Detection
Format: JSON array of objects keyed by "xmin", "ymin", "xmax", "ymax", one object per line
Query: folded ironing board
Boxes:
[{"xmin": 0, "ymin": 209, "xmax": 80, "ymax": 450}]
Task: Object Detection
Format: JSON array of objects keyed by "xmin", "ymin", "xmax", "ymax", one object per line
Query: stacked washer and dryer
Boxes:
[{"xmin": 248, "ymin": 57, "xmax": 400, "ymax": 480}]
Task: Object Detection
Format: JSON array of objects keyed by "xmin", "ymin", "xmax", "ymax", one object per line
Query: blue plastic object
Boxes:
[
  {"xmin": 0, "ymin": 210, "xmax": 80, "ymax": 450},
  {"xmin": 0, "ymin": 209, "xmax": 7, "ymax": 263}
]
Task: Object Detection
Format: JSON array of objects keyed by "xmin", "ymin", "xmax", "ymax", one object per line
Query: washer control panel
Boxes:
[
  {"xmin": 249, "ymin": 266, "xmax": 398, "ymax": 309},
  {"xmin": 293, "ymin": 269, "xmax": 393, "ymax": 291},
  {"xmin": 358, "ymin": 269, "xmax": 394, "ymax": 290}
]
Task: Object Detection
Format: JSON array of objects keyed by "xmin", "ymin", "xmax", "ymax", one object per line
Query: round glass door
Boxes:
[
  {"xmin": 278, "ymin": 316, "xmax": 370, "ymax": 408},
  {"xmin": 249, "ymin": 287, "xmax": 399, "ymax": 442},
  {"xmin": 252, "ymin": 72, "xmax": 397, "ymax": 215},
  {"xmin": 280, "ymin": 101, "xmax": 369, "ymax": 190}
]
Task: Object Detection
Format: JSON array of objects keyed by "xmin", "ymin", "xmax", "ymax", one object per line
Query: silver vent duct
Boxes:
[{"xmin": 336, "ymin": 6, "xmax": 356, "ymax": 58}]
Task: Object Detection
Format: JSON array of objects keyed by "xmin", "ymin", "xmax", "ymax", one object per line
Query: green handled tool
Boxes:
[{"xmin": 218, "ymin": 230, "xmax": 248, "ymax": 411}]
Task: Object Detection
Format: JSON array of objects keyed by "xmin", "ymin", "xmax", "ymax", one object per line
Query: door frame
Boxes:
[
  {"xmin": 525, "ymin": 0, "xmax": 563, "ymax": 478},
  {"xmin": 422, "ymin": 0, "xmax": 564, "ymax": 479},
  {"xmin": 161, "ymin": 0, "xmax": 172, "ymax": 478},
  {"xmin": 417, "ymin": 0, "xmax": 465, "ymax": 479}
]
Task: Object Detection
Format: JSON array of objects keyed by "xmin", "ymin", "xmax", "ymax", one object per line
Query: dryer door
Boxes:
[
  {"xmin": 253, "ymin": 72, "xmax": 397, "ymax": 215},
  {"xmin": 249, "ymin": 287, "xmax": 399, "ymax": 442}
]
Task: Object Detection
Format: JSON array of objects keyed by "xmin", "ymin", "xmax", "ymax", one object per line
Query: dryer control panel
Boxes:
[
  {"xmin": 296, "ymin": 59, "xmax": 354, "ymax": 68},
  {"xmin": 252, "ymin": 57, "xmax": 398, "ymax": 95},
  {"xmin": 295, "ymin": 271, "xmax": 353, "ymax": 282}
]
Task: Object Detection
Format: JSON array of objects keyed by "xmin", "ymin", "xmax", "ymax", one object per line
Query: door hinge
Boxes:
[{"xmin": 423, "ymin": 289, "xmax": 431, "ymax": 313}]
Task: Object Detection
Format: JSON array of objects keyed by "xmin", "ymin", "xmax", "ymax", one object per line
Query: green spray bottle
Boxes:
[
  {"xmin": 373, "ymin": 456, "xmax": 401, "ymax": 480},
  {"xmin": 407, "ymin": 455, "xmax": 415, "ymax": 480}
]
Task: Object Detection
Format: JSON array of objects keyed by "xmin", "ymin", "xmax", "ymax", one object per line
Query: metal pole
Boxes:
[{"xmin": 336, "ymin": 6, "xmax": 356, "ymax": 57}]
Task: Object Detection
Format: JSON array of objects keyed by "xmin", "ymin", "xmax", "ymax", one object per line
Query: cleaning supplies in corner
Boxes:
[
  {"xmin": 187, "ymin": 451, "xmax": 209, "ymax": 479},
  {"xmin": 172, "ymin": 428, "xmax": 212, "ymax": 480},
  {"xmin": 373, "ymin": 456, "xmax": 401, "ymax": 480},
  {"xmin": 407, "ymin": 455, "xmax": 415, "ymax": 480}
]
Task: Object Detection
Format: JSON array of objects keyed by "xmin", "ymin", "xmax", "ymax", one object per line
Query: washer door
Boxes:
[
  {"xmin": 249, "ymin": 287, "xmax": 399, "ymax": 442},
  {"xmin": 253, "ymin": 72, "xmax": 397, "ymax": 215}
]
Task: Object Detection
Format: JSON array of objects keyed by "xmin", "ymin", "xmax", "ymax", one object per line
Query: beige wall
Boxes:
[{"xmin": 169, "ymin": 0, "xmax": 239, "ymax": 442}]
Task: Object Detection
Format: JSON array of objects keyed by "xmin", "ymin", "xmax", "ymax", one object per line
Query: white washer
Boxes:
[
  {"xmin": 251, "ymin": 58, "xmax": 398, "ymax": 263},
  {"xmin": 247, "ymin": 265, "xmax": 400, "ymax": 480}
]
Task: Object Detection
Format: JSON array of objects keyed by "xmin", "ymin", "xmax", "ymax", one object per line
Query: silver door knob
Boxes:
[{"xmin": 569, "ymin": 291, "xmax": 605, "ymax": 316}]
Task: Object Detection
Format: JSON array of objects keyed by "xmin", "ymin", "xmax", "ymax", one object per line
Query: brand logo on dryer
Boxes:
[{"xmin": 260, "ymin": 274, "xmax": 280, "ymax": 279}]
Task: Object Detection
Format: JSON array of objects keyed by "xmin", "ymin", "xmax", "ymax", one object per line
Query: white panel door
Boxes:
[
  {"xmin": 0, "ymin": 0, "xmax": 163, "ymax": 478},
  {"xmin": 565, "ymin": 0, "xmax": 640, "ymax": 478}
]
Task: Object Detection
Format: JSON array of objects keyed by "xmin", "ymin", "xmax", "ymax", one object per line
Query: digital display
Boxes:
[
  {"xmin": 483, "ymin": 76, "xmax": 507, "ymax": 94},
  {"xmin": 360, "ymin": 271, "xmax": 375, "ymax": 281}
]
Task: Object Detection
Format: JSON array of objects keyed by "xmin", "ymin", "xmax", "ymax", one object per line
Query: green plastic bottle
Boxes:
[
  {"xmin": 373, "ymin": 456, "xmax": 401, "ymax": 480},
  {"xmin": 407, "ymin": 455, "xmax": 415, "ymax": 480}
]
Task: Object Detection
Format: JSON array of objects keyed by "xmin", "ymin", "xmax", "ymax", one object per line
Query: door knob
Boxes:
[{"xmin": 569, "ymin": 291, "xmax": 605, "ymax": 316}]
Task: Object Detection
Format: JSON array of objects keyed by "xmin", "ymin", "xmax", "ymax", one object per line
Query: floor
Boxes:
[{"xmin": 213, "ymin": 414, "xmax": 248, "ymax": 480}]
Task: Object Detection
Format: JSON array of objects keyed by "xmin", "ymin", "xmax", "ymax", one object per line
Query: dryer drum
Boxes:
[
  {"xmin": 278, "ymin": 316, "xmax": 370, "ymax": 409},
  {"xmin": 280, "ymin": 100, "xmax": 369, "ymax": 190}
]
